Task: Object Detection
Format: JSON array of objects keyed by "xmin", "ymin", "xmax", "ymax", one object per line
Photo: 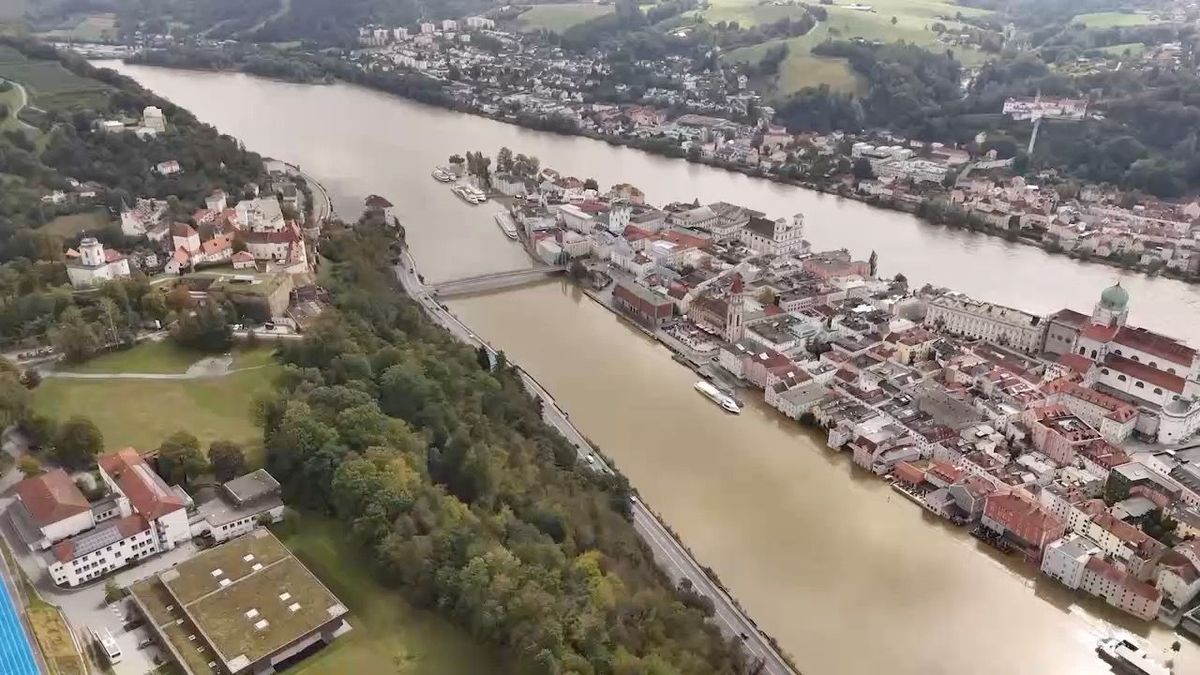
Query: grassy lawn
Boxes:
[
  {"xmin": 515, "ymin": 3, "xmax": 613, "ymax": 33},
  {"xmin": 36, "ymin": 13, "xmax": 119, "ymax": 42},
  {"xmin": 57, "ymin": 340, "xmax": 278, "ymax": 374},
  {"xmin": 1073, "ymin": 11, "xmax": 1154, "ymax": 28},
  {"xmin": 1095, "ymin": 42, "xmax": 1146, "ymax": 59},
  {"xmin": 275, "ymin": 514, "xmax": 507, "ymax": 675},
  {"xmin": 727, "ymin": 34, "xmax": 866, "ymax": 97},
  {"xmin": 39, "ymin": 209, "xmax": 110, "ymax": 237},
  {"xmin": 716, "ymin": 0, "xmax": 989, "ymax": 94},
  {"xmin": 33, "ymin": 365, "xmax": 278, "ymax": 457},
  {"xmin": 1, "ymin": 544, "xmax": 86, "ymax": 675},
  {"xmin": 0, "ymin": 45, "xmax": 111, "ymax": 111}
]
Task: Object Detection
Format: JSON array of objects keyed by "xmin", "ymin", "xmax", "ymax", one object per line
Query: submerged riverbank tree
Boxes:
[{"xmin": 259, "ymin": 215, "xmax": 755, "ymax": 674}]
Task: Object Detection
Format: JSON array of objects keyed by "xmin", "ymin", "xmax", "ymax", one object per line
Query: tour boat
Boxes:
[
  {"xmin": 694, "ymin": 380, "xmax": 741, "ymax": 414},
  {"xmin": 495, "ymin": 212, "xmax": 519, "ymax": 240},
  {"xmin": 1096, "ymin": 637, "xmax": 1171, "ymax": 675},
  {"xmin": 451, "ymin": 184, "xmax": 481, "ymax": 204},
  {"xmin": 431, "ymin": 167, "xmax": 454, "ymax": 182}
]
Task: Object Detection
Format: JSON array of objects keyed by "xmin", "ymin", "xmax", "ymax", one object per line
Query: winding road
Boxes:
[{"xmin": 394, "ymin": 249, "xmax": 797, "ymax": 675}]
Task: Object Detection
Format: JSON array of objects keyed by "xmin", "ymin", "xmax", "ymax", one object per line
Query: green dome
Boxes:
[{"xmin": 1099, "ymin": 282, "xmax": 1129, "ymax": 311}]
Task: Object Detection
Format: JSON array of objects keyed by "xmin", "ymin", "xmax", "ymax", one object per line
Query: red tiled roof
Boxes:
[
  {"xmin": 1077, "ymin": 440, "xmax": 1131, "ymax": 470},
  {"xmin": 928, "ymin": 461, "xmax": 965, "ymax": 484},
  {"xmin": 244, "ymin": 229, "xmax": 299, "ymax": 245},
  {"xmin": 201, "ymin": 234, "xmax": 232, "ymax": 255},
  {"xmin": 231, "ymin": 250, "xmax": 254, "ymax": 262},
  {"xmin": 15, "ymin": 470, "xmax": 89, "ymax": 528},
  {"xmin": 622, "ymin": 225, "xmax": 650, "ymax": 242},
  {"xmin": 1104, "ymin": 354, "xmax": 1186, "ymax": 393},
  {"xmin": 1091, "ymin": 512, "xmax": 1150, "ymax": 547},
  {"xmin": 1085, "ymin": 556, "xmax": 1161, "ymax": 602},
  {"xmin": 104, "ymin": 249, "xmax": 125, "ymax": 263},
  {"xmin": 1050, "ymin": 309, "xmax": 1089, "ymax": 328},
  {"xmin": 1056, "ymin": 353, "xmax": 1095, "ymax": 375},
  {"xmin": 98, "ymin": 447, "xmax": 186, "ymax": 520},
  {"xmin": 171, "ymin": 222, "xmax": 198, "ymax": 238},
  {"xmin": 1114, "ymin": 326, "xmax": 1196, "ymax": 367},
  {"xmin": 893, "ymin": 461, "xmax": 926, "ymax": 485},
  {"xmin": 984, "ymin": 493, "xmax": 1064, "ymax": 548},
  {"xmin": 1081, "ymin": 323, "xmax": 1120, "ymax": 343},
  {"xmin": 1044, "ymin": 378, "xmax": 1137, "ymax": 422}
]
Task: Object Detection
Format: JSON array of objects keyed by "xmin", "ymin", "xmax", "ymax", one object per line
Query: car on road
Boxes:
[
  {"xmin": 630, "ymin": 495, "xmax": 639, "ymax": 503},
  {"xmin": 138, "ymin": 638, "xmax": 154, "ymax": 649}
]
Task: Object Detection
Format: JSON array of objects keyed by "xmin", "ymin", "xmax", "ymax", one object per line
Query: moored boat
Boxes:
[
  {"xmin": 1096, "ymin": 637, "xmax": 1171, "ymax": 675},
  {"xmin": 694, "ymin": 380, "xmax": 741, "ymax": 414},
  {"xmin": 495, "ymin": 211, "xmax": 519, "ymax": 240}
]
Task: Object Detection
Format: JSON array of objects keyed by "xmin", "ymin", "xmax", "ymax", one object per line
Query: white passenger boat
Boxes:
[
  {"xmin": 694, "ymin": 380, "xmax": 741, "ymax": 414},
  {"xmin": 431, "ymin": 167, "xmax": 454, "ymax": 182},
  {"xmin": 495, "ymin": 212, "xmax": 519, "ymax": 240},
  {"xmin": 1096, "ymin": 637, "xmax": 1171, "ymax": 675}
]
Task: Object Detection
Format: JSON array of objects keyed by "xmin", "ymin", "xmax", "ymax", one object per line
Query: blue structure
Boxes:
[{"xmin": 0, "ymin": 569, "xmax": 39, "ymax": 675}]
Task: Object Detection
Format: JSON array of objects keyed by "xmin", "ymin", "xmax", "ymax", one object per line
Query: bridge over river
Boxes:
[{"xmin": 429, "ymin": 265, "xmax": 567, "ymax": 298}]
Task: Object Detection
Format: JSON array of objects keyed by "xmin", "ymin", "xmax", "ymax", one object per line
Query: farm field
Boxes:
[
  {"xmin": 727, "ymin": 34, "xmax": 866, "ymax": 97},
  {"xmin": 0, "ymin": 45, "xmax": 110, "ymax": 111},
  {"xmin": 718, "ymin": 0, "xmax": 989, "ymax": 97},
  {"xmin": 1073, "ymin": 11, "xmax": 1155, "ymax": 28},
  {"xmin": 36, "ymin": 13, "xmax": 119, "ymax": 42},
  {"xmin": 39, "ymin": 210, "xmax": 110, "ymax": 237},
  {"xmin": 515, "ymin": 3, "xmax": 613, "ymax": 33}
]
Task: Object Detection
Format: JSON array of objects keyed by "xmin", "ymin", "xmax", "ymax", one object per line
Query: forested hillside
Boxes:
[{"xmin": 260, "ymin": 215, "xmax": 752, "ymax": 674}]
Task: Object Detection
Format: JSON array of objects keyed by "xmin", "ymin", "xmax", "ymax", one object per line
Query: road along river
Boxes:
[{"xmin": 99, "ymin": 62, "xmax": 1199, "ymax": 675}]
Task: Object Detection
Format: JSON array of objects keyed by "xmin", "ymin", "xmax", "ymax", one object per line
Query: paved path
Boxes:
[
  {"xmin": 394, "ymin": 250, "xmax": 797, "ymax": 675},
  {"xmin": 43, "ymin": 364, "xmax": 271, "ymax": 381}
]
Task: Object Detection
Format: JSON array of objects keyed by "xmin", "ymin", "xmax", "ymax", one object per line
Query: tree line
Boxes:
[{"xmin": 257, "ymin": 214, "xmax": 754, "ymax": 674}]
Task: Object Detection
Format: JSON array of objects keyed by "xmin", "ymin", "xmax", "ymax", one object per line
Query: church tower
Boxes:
[
  {"xmin": 725, "ymin": 274, "xmax": 746, "ymax": 342},
  {"xmin": 1091, "ymin": 281, "xmax": 1130, "ymax": 328}
]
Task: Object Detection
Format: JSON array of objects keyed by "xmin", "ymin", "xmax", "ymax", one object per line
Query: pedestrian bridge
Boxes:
[{"xmin": 430, "ymin": 265, "xmax": 567, "ymax": 297}]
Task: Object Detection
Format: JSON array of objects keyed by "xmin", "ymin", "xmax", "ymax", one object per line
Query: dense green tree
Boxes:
[
  {"xmin": 209, "ymin": 440, "xmax": 247, "ymax": 482},
  {"xmin": 55, "ymin": 416, "xmax": 103, "ymax": 469},
  {"xmin": 157, "ymin": 431, "xmax": 208, "ymax": 486}
]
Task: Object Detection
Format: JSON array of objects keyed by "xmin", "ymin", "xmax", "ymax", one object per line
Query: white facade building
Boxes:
[
  {"xmin": 66, "ymin": 237, "xmax": 130, "ymax": 288},
  {"xmin": 740, "ymin": 214, "xmax": 807, "ymax": 256},
  {"xmin": 13, "ymin": 470, "xmax": 96, "ymax": 551},
  {"xmin": 1041, "ymin": 534, "xmax": 1102, "ymax": 590},
  {"xmin": 924, "ymin": 294, "xmax": 1046, "ymax": 353}
]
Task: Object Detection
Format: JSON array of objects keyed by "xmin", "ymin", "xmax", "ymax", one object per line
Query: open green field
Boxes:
[
  {"xmin": 36, "ymin": 13, "xmax": 119, "ymax": 42},
  {"xmin": 40, "ymin": 209, "xmax": 109, "ymax": 237},
  {"xmin": 58, "ymin": 341, "xmax": 277, "ymax": 374},
  {"xmin": 1073, "ymin": 11, "xmax": 1154, "ymax": 28},
  {"xmin": 718, "ymin": 0, "xmax": 988, "ymax": 96},
  {"xmin": 33, "ymin": 363, "xmax": 278, "ymax": 455},
  {"xmin": 727, "ymin": 34, "xmax": 866, "ymax": 97},
  {"xmin": 515, "ymin": 3, "xmax": 613, "ymax": 32},
  {"xmin": 275, "ymin": 514, "xmax": 508, "ymax": 675},
  {"xmin": 1095, "ymin": 41, "xmax": 1146, "ymax": 59},
  {"xmin": 0, "ymin": 45, "xmax": 110, "ymax": 111}
]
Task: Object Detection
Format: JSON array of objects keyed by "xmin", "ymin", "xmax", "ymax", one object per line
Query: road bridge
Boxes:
[{"xmin": 430, "ymin": 266, "xmax": 567, "ymax": 297}]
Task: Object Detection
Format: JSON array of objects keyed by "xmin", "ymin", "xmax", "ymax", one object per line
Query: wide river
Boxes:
[{"xmin": 101, "ymin": 62, "xmax": 1200, "ymax": 675}]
